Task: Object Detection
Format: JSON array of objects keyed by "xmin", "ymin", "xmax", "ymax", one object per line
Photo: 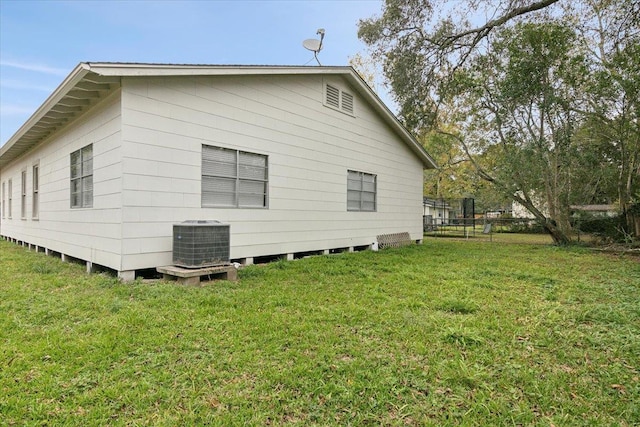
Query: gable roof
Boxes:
[
  {"xmin": 570, "ymin": 204, "xmax": 617, "ymax": 212},
  {"xmin": 0, "ymin": 62, "xmax": 437, "ymax": 169}
]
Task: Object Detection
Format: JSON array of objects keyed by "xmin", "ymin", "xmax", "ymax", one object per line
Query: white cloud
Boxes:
[{"xmin": 0, "ymin": 60, "xmax": 68, "ymax": 76}]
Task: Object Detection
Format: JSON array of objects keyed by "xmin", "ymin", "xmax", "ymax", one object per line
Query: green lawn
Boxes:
[
  {"xmin": 427, "ymin": 228, "xmax": 556, "ymax": 245},
  {"xmin": 1, "ymin": 238, "xmax": 638, "ymax": 426}
]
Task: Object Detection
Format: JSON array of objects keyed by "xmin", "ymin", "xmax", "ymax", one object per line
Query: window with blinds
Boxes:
[
  {"xmin": 202, "ymin": 145, "xmax": 268, "ymax": 208},
  {"xmin": 70, "ymin": 144, "xmax": 93, "ymax": 208},
  {"xmin": 347, "ymin": 170, "xmax": 376, "ymax": 212},
  {"xmin": 21, "ymin": 170, "xmax": 26, "ymax": 219},
  {"xmin": 8, "ymin": 179, "xmax": 12, "ymax": 218},
  {"xmin": 325, "ymin": 84, "xmax": 355, "ymax": 115},
  {"xmin": 32, "ymin": 163, "xmax": 39, "ymax": 219},
  {"xmin": 1, "ymin": 181, "xmax": 5, "ymax": 219}
]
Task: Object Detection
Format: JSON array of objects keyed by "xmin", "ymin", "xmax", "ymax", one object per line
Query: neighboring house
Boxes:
[
  {"xmin": 570, "ymin": 204, "xmax": 618, "ymax": 218},
  {"xmin": 484, "ymin": 205, "xmax": 512, "ymax": 218},
  {"xmin": 511, "ymin": 192, "xmax": 549, "ymax": 219},
  {"xmin": 423, "ymin": 197, "xmax": 453, "ymax": 226},
  {"xmin": 511, "ymin": 202, "xmax": 536, "ymax": 219},
  {"xmin": 485, "ymin": 211, "xmax": 504, "ymax": 219},
  {"xmin": 0, "ymin": 63, "xmax": 436, "ymax": 280}
]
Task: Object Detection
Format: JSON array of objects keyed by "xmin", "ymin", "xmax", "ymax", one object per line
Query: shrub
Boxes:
[
  {"xmin": 575, "ymin": 215, "xmax": 627, "ymax": 242},
  {"xmin": 499, "ymin": 219, "xmax": 546, "ymax": 234}
]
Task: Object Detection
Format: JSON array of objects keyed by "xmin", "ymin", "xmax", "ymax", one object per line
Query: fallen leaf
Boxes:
[{"xmin": 611, "ymin": 384, "xmax": 626, "ymax": 394}]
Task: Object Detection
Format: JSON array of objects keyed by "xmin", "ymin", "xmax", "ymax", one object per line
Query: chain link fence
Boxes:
[{"xmin": 423, "ymin": 197, "xmax": 547, "ymax": 242}]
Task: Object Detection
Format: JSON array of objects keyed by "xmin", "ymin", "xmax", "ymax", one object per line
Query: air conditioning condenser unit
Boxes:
[{"xmin": 173, "ymin": 220, "xmax": 230, "ymax": 268}]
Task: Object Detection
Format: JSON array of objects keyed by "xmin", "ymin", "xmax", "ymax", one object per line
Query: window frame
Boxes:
[
  {"xmin": 347, "ymin": 169, "xmax": 377, "ymax": 212},
  {"xmin": 21, "ymin": 170, "xmax": 27, "ymax": 219},
  {"xmin": 7, "ymin": 179, "xmax": 12, "ymax": 219},
  {"xmin": 32, "ymin": 163, "xmax": 39, "ymax": 219},
  {"xmin": 1, "ymin": 181, "xmax": 5, "ymax": 219},
  {"xmin": 70, "ymin": 144, "xmax": 93, "ymax": 209},
  {"xmin": 201, "ymin": 144, "xmax": 269, "ymax": 209}
]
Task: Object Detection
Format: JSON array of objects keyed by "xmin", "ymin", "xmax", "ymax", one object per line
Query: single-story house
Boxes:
[
  {"xmin": 570, "ymin": 204, "xmax": 618, "ymax": 218},
  {"xmin": 423, "ymin": 197, "xmax": 453, "ymax": 226},
  {"xmin": 511, "ymin": 192, "xmax": 549, "ymax": 219},
  {"xmin": 0, "ymin": 62, "xmax": 437, "ymax": 280},
  {"xmin": 484, "ymin": 206, "xmax": 512, "ymax": 218}
]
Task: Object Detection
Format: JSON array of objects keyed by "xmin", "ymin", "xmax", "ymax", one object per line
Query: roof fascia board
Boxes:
[
  {"xmin": 85, "ymin": 62, "xmax": 353, "ymax": 77},
  {"xmin": 0, "ymin": 63, "xmax": 91, "ymax": 161}
]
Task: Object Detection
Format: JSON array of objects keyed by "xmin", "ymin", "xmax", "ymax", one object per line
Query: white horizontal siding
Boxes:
[
  {"xmin": 120, "ymin": 75, "xmax": 423, "ymax": 269},
  {"xmin": 0, "ymin": 91, "xmax": 124, "ymax": 270},
  {"xmin": 123, "ymin": 84, "xmax": 417, "ymax": 173}
]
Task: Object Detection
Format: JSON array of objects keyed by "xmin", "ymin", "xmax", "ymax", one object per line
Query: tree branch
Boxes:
[{"xmin": 442, "ymin": 0, "xmax": 562, "ymax": 46}]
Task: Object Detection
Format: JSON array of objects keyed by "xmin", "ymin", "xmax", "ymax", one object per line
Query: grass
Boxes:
[
  {"xmin": 426, "ymin": 226, "xmax": 601, "ymax": 246},
  {"xmin": 426, "ymin": 226, "xmax": 554, "ymax": 244},
  {"xmin": 1, "ymin": 237, "xmax": 639, "ymax": 426}
]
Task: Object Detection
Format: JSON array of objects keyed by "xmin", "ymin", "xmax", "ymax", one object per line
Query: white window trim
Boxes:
[
  {"xmin": 70, "ymin": 144, "xmax": 93, "ymax": 209},
  {"xmin": 21, "ymin": 170, "xmax": 27, "ymax": 219},
  {"xmin": 1, "ymin": 181, "xmax": 5, "ymax": 219},
  {"xmin": 32, "ymin": 162, "xmax": 40, "ymax": 220},
  {"xmin": 201, "ymin": 144, "xmax": 269, "ymax": 209},
  {"xmin": 7, "ymin": 179, "xmax": 12, "ymax": 219},
  {"xmin": 347, "ymin": 170, "xmax": 377, "ymax": 212}
]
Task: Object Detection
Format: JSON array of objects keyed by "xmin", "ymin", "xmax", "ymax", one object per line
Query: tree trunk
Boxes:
[
  {"xmin": 542, "ymin": 220, "xmax": 572, "ymax": 245},
  {"xmin": 513, "ymin": 193, "xmax": 572, "ymax": 245},
  {"xmin": 625, "ymin": 204, "xmax": 640, "ymax": 239}
]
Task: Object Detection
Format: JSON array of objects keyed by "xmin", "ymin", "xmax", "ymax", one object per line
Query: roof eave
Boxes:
[
  {"xmin": 0, "ymin": 64, "xmax": 91, "ymax": 168},
  {"xmin": 1, "ymin": 62, "xmax": 437, "ymax": 171},
  {"xmin": 84, "ymin": 62, "xmax": 355, "ymax": 77}
]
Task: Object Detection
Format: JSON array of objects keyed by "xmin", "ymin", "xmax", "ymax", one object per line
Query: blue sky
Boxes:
[{"xmin": 0, "ymin": 0, "xmax": 385, "ymax": 145}]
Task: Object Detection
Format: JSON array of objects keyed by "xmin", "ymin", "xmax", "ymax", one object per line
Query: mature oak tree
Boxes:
[
  {"xmin": 577, "ymin": 0, "xmax": 640, "ymax": 237},
  {"xmin": 359, "ymin": 0, "xmax": 639, "ymax": 243}
]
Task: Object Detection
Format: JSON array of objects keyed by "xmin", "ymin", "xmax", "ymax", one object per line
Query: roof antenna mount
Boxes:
[{"xmin": 302, "ymin": 28, "xmax": 325, "ymax": 66}]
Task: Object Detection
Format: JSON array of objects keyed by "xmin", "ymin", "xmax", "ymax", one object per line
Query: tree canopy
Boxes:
[{"xmin": 358, "ymin": 0, "xmax": 640, "ymax": 243}]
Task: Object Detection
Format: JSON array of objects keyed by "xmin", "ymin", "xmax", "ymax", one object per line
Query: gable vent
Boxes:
[
  {"xmin": 325, "ymin": 83, "xmax": 355, "ymax": 116},
  {"xmin": 341, "ymin": 92, "xmax": 354, "ymax": 114},
  {"xmin": 326, "ymin": 84, "xmax": 340, "ymax": 109}
]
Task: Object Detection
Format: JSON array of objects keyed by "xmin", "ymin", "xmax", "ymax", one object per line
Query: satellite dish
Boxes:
[
  {"xmin": 303, "ymin": 39, "xmax": 321, "ymax": 52},
  {"xmin": 302, "ymin": 28, "xmax": 325, "ymax": 66}
]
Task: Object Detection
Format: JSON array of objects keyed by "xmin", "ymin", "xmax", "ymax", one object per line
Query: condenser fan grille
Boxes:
[{"xmin": 173, "ymin": 220, "xmax": 230, "ymax": 268}]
